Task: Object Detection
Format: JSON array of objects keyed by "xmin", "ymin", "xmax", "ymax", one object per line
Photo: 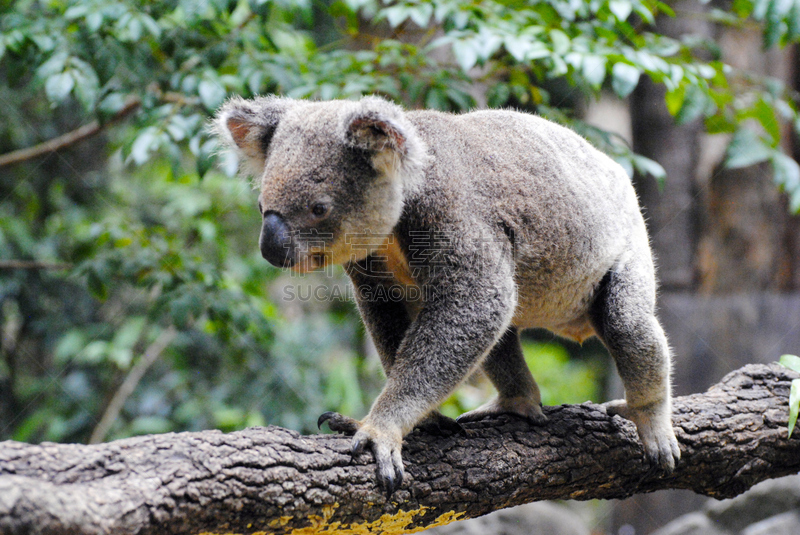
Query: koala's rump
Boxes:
[{"xmin": 408, "ymin": 110, "xmax": 648, "ymax": 338}]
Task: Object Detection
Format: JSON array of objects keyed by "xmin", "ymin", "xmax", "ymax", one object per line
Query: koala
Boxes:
[{"xmin": 214, "ymin": 95, "xmax": 681, "ymax": 495}]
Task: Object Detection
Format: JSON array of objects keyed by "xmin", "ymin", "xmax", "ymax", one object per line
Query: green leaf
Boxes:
[
  {"xmin": 633, "ymin": 154, "xmax": 667, "ymax": 182},
  {"xmin": 45, "ymin": 72, "xmax": 74, "ymax": 102},
  {"xmin": 110, "ymin": 347, "xmax": 134, "ymax": 369},
  {"xmin": 54, "ymin": 330, "xmax": 87, "ymax": 364},
  {"xmin": 550, "ymin": 55, "xmax": 568, "ymax": 77},
  {"xmin": 5, "ymin": 29, "xmax": 26, "ymax": 54},
  {"xmin": 789, "ymin": 379, "xmax": 800, "ymax": 437},
  {"xmin": 764, "ymin": 0, "xmax": 790, "ymax": 47},
  {"xmin": 87, "ymin": 268, "xmax": 108, "ymax": 300},
  {"xmin": 634, "ymin": 51, "xmax": 670, "ymax": 74},
  {"xmin": 614, "ymin": 156, "xmax": 634, "ymax": 178},
  {"xmin": 753, "ymin": 0, "xmax": 771, "ymax": 20},
  {"xmin": 705, "ymin": 114, "xmax": 737, "ymax": 134},
  {"xmin": 753, "ymin": 97, "xmax": 782, "ymax": 145},
  {"xmin": 772, "ymin": 151, "xmax": 800, "ymax": 192},
  {"xmin": 473, "ymin": 28, "xmax": 502, "ymax": 61},
  {"xmin": 609, "ymin": 0, "xmax": 633, "ymax": 21},
  {"xmin": 69, "ymin": 58, "xmax": 100, "ymax": 111},
  {"xmin": 725, "ymin": 128, "xmax": 773, "ymax": 168},
  {"xmin": 504, "ymin": 35, "xmax": 533, "ymax": 62},
  {"xmin": 445, "ymin": 87, "xmax": 474, "ymax": 110},
  {"xmin": 452, "ymin": 39, "xmax": 478, "ymax": 71},
  {"xmin": 198, "ymin": 80, "xmax": 226, "ymax": 111},
  {"xmin": 116, "ymin": 12, "xmax": 142, "ymax": 42},
  {"xmin": 64, "ymin": 5, "xmax": 90, "ymax": 19},
  {"xmin": 86, "ymin": 12, "xmax": 103, "ymax": 32},
  {"xmin": 112, "ymin": 317, "xmax": 146, "ymax": 351},
  {"xmin": 99, "ymin": 93, "xmax": 128, "ymax": 117},
  {"xmin": 214, "ymin": 407, "xmax": 246, "ymax": 430},
  {"xmin": 425, "ymin": 87, "xmax": 450, "ymax": 110},
  {"xmin": 12, "ymin": 411, "xmax": 50, "ymax": 442},
  {"xmin": 655, "ymin": 1, "xmax": 676, "ymax": 17},
  {"xmin": 408, "ymin": 3, "xmax": 433, "ymax": 27},
  {"xmin": 549, "ymin": 29, "xmax": 570, "ymax": 56},
  {"xmin": 487, "ymin": 83, "xmax": 511, "ymax": 108},
  {"xmin": 138, "ymin": 14, "xmax": 161, "ymax": 38},
  {"xmin": 788, "ymin": 1, "xmax": 800, "ymax": 40},
  {"xmin": 665, "ymin": 85, "xmax": 686, "ymax": 116},
  {"xmin": 128, "ymin": 416, "xmax": 173, "ymax": 436},
  {"xmin": 582, "ymin": 55, "xmax": 607, "ymax": 88},
  {"xmin": 633, "ymin": 2, "xmax": 656, "ymax": 24},
  {"xmin": 675, "ymin": 84, "xmax": 711, "ymax": 124},
  {"xmin": 383, "ymin": 5, "xmax": 410, "ymax": 27},
  {"xmin": 129, "ymin": 126, "xmax": 161, "ymax": 166},
  {"xmin": 780, "ymin": 354, "xmax": 800, "ymax": 373},
  {"xmin": 30, "ymin": 34, "xmax": 55, "ymax": 52},
  {"xmin": 612, "ymin": 62, "xmax": 640, "ymax": 98},
  {"xmin": 196, "ymin": 138, "xmax": 217, "ymax": 178},
  {"xmin": 81, "ymin": 340, "xmax": 109, "ymax": 364}
]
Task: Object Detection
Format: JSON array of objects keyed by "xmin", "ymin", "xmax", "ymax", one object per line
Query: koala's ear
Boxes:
[
  {"xmin": 341, "ymin": 97, "xmax": 428, "ymax": 187},
  {"xmin": 342, "ymin": 97, "xmax": 409, "ymax": 156},
  {"xmin": 214, "ymin": 96, "xmax": 294, "ymax": 176}
]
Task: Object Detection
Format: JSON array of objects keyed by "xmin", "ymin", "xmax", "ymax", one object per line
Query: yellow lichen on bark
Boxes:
[
  {"xmin": 287, "ymin": 506, "xmax": 465, "ymax": 535},
  {"xmin": 198, "ymin": 506, "xmax": 465, "ymax": 535}
]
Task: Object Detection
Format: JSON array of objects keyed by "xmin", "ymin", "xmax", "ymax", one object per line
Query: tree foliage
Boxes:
[{"xmin": 2, "ymin": 0, "xmax": 800, "ymax": 446}]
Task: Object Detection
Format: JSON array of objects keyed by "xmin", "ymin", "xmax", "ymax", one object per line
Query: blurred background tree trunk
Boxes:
[{"xmin": 611, "ymin": 2, "xmax": 800, "ymax": 533}]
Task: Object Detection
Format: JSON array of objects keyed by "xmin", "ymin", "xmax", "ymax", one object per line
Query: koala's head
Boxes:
[{"xmin": 215, "ymin": 96, "xmax": 427, "ymax": 272}]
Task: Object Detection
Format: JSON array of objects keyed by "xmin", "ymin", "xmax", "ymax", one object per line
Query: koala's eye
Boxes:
[{"xmin": 311, "ymin": 202, "xmax": 329, "ymax": 218}]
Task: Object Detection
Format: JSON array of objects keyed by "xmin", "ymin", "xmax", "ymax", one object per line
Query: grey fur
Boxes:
[{"xmin": 214, "ymin": 96, "xmax": 681, "ymax": 494}]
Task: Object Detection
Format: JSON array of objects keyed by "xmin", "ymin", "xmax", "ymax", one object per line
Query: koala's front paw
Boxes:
[
  {"xmin": 604, "ymin": 399, "xmax": 681, "ymax": 473},
  {"xmin": 352, "ymin": 421, "xmax": 405, "ymax": 497},
  {"xmin": 318, "ymin": 411, "xmax": 405, "ymax": 496},
  {"xmin": 457, "ymin": 396, "xmax": 547, "ymax": 425}
]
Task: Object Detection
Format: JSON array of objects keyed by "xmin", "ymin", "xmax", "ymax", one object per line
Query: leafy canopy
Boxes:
[{"xmin": 3, "ymin": 1, "xmax": 800, "ymax": 199}]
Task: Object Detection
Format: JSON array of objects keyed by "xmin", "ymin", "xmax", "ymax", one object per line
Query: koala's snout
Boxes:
[{"xmin": 260, "ymin": 212, "xmax": 295, "ymax": 268}]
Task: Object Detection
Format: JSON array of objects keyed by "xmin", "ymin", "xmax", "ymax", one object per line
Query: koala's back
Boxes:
[{"xmin": 405, "ymin": 109, "xmax": 650, "ymax": 339}]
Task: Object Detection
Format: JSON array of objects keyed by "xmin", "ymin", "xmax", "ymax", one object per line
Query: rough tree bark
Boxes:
[{"xmin": 1, "ymin": 363, "xmax": 799, "ymax": 535}]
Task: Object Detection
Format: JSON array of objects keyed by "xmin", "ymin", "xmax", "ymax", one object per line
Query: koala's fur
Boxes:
[{"xmin": 215, "ymin": 95, "xmax": 680, "ymax": 494}]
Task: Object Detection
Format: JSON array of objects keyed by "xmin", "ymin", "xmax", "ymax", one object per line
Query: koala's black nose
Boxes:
[{"xmin": 260, "ymin": 212, "xmax": 295, "ymax": 268}]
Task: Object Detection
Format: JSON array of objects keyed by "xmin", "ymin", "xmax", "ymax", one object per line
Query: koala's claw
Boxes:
[
  {"xmin": 376, "ymin": 444, "xmax": 405, "ymax": 498},
  {"xmin": 646, "ymin": 432, "xmax": 681, "ymax": 474},
  {"xmin": 351, "ymin": 432, "xmax": 367, "ymax": 455},
  {"xmin": 317, "ymin": 411, "xmax": 361, "ymax": 435},
  {"xmin": 604, "ymin": 399, "xmax": 681, "ymax": 474},
  {"xmin": 317, "ymin": 411, "xmax": 334, "ymax": 430},
  {"xmin": 352, "ymin": 424, "xmax": 405, "ymax": 498},
  {"xmin": 319, "ymin": 412, "xmax": 405, "ymax": 497}
]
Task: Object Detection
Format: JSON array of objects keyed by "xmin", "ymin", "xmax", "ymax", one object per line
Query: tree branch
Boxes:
[
  {"xmin": 1, "ymin": 363, "xmax": 798, "ymax": 535},
  {"xmin": 0, "ymin": 98, "xmax": 141, "ymax": 169},
  {"xmin": 0, "ymin": 261, "xmax": 72, "ymax": 270},
  {"xmin": 88, "ymin": 326, "xmax": 178, "ymax": 445}
]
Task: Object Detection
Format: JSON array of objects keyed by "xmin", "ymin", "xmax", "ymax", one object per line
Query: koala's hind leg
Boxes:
[
  {"xmin": 457, "ymin": 327, "xmax": 547, "ymax": 425},
  {"xmin": 589, "ymin": 256, "xmax": 681, "ymax": 472}
]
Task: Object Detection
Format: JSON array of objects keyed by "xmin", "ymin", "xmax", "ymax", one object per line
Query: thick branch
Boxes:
[{"xmin": 1, "ymin": 363, "xmax": 798, "ymax": 535}]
